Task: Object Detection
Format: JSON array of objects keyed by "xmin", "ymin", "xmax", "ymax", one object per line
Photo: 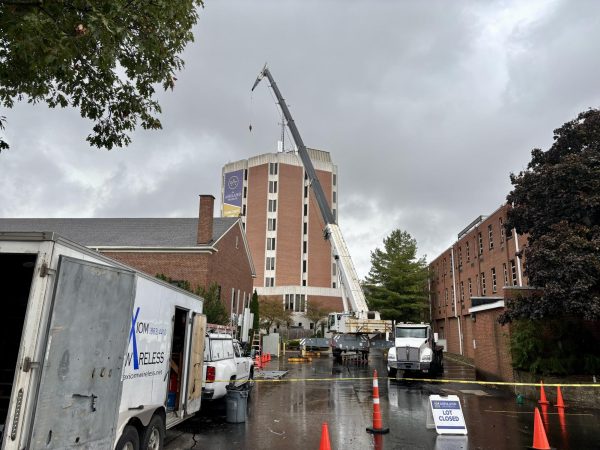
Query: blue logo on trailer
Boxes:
[{"xmin": 129, "ymin": 307, "xmax": 140, "ymax": 370}]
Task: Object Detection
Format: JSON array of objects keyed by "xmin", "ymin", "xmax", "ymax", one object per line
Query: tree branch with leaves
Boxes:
[{"xmin": 0, "ymin": 0, "xmax": 203, "ymax": 151}]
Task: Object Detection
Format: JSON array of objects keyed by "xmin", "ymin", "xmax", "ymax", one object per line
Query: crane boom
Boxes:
[
  {"xmin": 252, "ymin": 65, "xmax": 391, "ymax": 351},
  {"xmin": 252, "ymin": 64, "xmax": 369, "ymax": 314}
]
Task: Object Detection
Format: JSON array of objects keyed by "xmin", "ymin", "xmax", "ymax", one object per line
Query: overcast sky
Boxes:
[{"xmin": 2, "ymin": 0, "xmax": 600, "ymax": 278}]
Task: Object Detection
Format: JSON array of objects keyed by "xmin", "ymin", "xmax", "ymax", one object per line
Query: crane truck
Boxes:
[{"xmin": 251, "ymin": 64, "xmax": 392, "ymax": 358}]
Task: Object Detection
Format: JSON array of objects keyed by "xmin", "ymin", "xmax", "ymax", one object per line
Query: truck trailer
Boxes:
[{"xmin": 0, "ymin": 232, "xmax": 206, "ymax": 450}]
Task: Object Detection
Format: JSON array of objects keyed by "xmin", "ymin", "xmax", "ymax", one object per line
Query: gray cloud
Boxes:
[{"xmin": 2, "ymin": 0, "xmax": 599, "ymax": 278}]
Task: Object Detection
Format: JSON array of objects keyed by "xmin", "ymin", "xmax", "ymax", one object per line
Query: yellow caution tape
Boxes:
[{"xmin": 211, "ymin": 376, "xmax": 600, "ymax": 387}]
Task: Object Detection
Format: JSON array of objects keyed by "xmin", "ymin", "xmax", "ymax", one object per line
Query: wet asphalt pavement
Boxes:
[{"xmin": 165, "ymin": 350, "xmax": 600, "ymax": 449}]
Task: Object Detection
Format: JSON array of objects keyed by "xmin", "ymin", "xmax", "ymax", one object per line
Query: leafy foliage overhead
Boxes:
[
  {"xmin": 502, "ymin": 109, "xmax": 600, "ymax": 322},
  {"xmin": 363, "ymin": 229, "xmax": 429, "ymax": 323},
  {"xmin": 0, "ymin": 0, "xmax": 203, "ymax": 150}
]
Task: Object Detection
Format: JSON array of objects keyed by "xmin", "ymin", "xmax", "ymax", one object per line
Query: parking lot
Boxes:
[{"xmin": 165, "ymin": 351, "xmax": 600, "ymax": 449}]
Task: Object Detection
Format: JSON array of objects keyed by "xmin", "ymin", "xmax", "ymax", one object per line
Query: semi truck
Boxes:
[
  {"xmin": 0, "ymin": 231, "xmax": 207, "ymax": 450},
  {"xmin": 251, "ymin": 65, "xmax": 392, "ymax": 357},
  {"xmin": 386, "ymin": 322, "xmax": 444, "ymax": 378}
]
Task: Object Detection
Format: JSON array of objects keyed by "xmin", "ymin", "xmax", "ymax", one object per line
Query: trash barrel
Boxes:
[{"xmin": 226, "ymin": 387, "xmax": 249, "ymax": 423}]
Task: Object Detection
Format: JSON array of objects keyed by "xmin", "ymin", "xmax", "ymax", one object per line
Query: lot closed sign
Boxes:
[{"xmin": 428, "ymin": 395, "xmax": 468, "ymax": 435}]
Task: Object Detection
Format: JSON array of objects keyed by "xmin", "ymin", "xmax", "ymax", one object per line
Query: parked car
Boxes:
[{"xmin": 202, "ymin": 333, "xmax": 254, "ymax": 400}]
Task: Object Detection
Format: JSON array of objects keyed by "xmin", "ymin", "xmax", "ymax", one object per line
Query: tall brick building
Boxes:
[
  {"xmin": 0, "ymin": 195, "xmax": 256, "ymax": 319},
  {"xmin": 429, "ymin": 204, "xmax": 530, "ymax": 380},
  {"xmin": 222, "ymin": 149, "xmax": 344, "ymax": 330}
]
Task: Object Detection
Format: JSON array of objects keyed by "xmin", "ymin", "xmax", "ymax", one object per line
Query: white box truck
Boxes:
[{"xmin": 0, "ymin": 232, "xmax": 207, "ymax": 450}]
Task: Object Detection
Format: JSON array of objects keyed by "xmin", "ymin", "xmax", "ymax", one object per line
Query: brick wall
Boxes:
[
  {"xmin": 246, "ymin": 164, "xmax": 268, "ymax": 286},
  {"xmin": 472, "ymin": 309, "xmax": 513, "ymax": 381},
  {"xmin": 102, "ymin": 223, "xmax": 254, "ymax": 316},
  {"xmin": 430, "ymin": 204, "xmax": 527, "ymax": 381},
  {"xmin": 307, "ymin": 168, "xmax": 333, "ymax": 288},
  {"xmin": 276, "ymin": 163, "xmax": 303, "ymax": 285}
]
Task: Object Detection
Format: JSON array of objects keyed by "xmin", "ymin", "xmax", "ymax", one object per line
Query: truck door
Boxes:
[
  {"xmin": 28, "ymin": 256, "xmax": 135, "ymax": 450},
  {"xmin": 186, "ymin": 314, "xmax": 206, "ymax": 414}
]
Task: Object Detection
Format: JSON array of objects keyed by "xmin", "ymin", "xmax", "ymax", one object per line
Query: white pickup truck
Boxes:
[{"xmin": 202, "ymin": 333, "xmax": 254, "ymax": 401}]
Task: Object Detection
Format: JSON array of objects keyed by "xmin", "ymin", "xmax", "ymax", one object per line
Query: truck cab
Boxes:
[{"xmin": 387, "ymin": 323, "xmax": 443, "ymax": 377}]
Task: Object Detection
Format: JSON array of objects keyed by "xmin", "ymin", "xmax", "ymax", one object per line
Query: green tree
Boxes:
[
  {"xmin": 259, "ymin": 296, "xmax": 292, "ymax": 335},
  {"xmin": 501, "ymin": 109, "xmax": 600, "ymax": 323},
  {"xmin": 303, "ymin": 303, "xmax": 328, "ymax": 337},
  {"xmin": 363, "ymin": 229, "xmax": 429, "ymax": 322},
  {"xmin": 250, "ymin": 289, "xmax": 260, "ymax": 330},
  {"xmin": 0, "ymin": 0, "xmax": 203, "ymax": 151},
  {"xmin": 196, "ymin": 282, "xmax": 229, "ymax": 325}
]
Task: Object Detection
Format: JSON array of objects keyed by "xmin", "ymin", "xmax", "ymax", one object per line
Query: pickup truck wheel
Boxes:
[
  {"xmin": 115, "ymin": 425, "xmax": 139, "ymax": 450},
  {"xmin": 140, "ymin": 415, "xmax": 165, "ymax": 450},
  {"xmin": 387, "ymin": 366, "xmax": 397, "ymax": 378}
]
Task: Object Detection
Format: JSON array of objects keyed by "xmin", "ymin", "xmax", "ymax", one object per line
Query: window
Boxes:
[
  {"xmin": 458, "ymin": 247, "xmax": 462, "ymax": 267},
  {"xmin": 303, "ymin": 222, "xmax": 308, "ymax": 235},
  {"xmin": 332, "ymin": 282, "xmax": 336, "ymax": 288},
  {"xmin": 468, "ymin": 278, "xmax": 472, "ymax": 297},
  {"xmin": 333, "ymin": 209, "xmax": 336, "ymax": 219},
  {"xmin": 333, "ymin": 191, "xmax": 337, "ymax": 203},
  {"xmin": 304, "ymin": 186, "xmax": 308, "ymax": 198},
  {"xmin": 503, "ymin": 263, "xmax": 509, "ymax": 286},
  {"xmin": 333, "ymin": 174, "xmax": 337, "ymax": 186},
  {"xmin": 285, "ymin": 294, "xmax": 306, "ymax": 312},
  {"xmin": 268, "ymin": 218, "xmax": 276, "ymax": 231},
  {"xmin": 499, "ymin": 217, "xmax": 505, "ymax": 244},
  {"xmin": 265, "ymin": 277, "xmax": 274, "ymax": 287},
  {"xmin": 511, "ymin": 259, "xmax": 518, "ymax": 286},
  {"xmin": 481, "ymin": 272, "xmax": 486, "ymax": 295},
  {"xmin": 244, "ymin": 169, "xmax": 248, "ymax": 180},
  {"xmin": 460, "ymin": 281, "xmax": 465, "ymax": 302},
  {"xmin": 267, "ymin": 237, "xmax": 276, "ymax": 250},
  {"xmin": 268, "ymin": 199, "xmax": 277, "ymax": 212},
  {"xmin": 302, "ymin": 280, "xmax": 307, "ymax": 286},
  {"xmin": 242, "ymin": 204, "xmax": 246, "ymax": 216},
  {"xmin": 243, "ymin": 186, "xmax": 247, "ymax": 198},
  {"xmin": 265, "ymin": 257, "xmax": 275, "ymax": 271},
  {"xmin": 302, "ymin": 260, "xmax": 307, "ymax": 273},
  {"xmin": 444, "ymin": 288, "xmax": 448, "ymax": 306},
  {"xmin": 466, "ymin": 242, "xmax": 470, "ymax": 261},
  {"xmin": 304, "ymin": 204, "xmax": 308, "ymax": 216},
  {"xmin": 488, "ymin": 225, "xmax": 494, "ymax": 250},
  {"xmin": 478, "ymin": 233, "xmax": 483, "ymax": 255},
  {"xmin": 303, "ymin": 241, "xmax": 307, "ymax": 254},
  {"xmin": 332, "ymin": 263, "xmax": 337, "ymax": 276},
  {"xmin": 269, "ymin": 162, "xmax": 278, "ymax": 175},
  {"xmin": 269, "ymin": 180, "xmax": 277, "ymax": 193},
  {"xmin": 491, "ymin": 267, "xmax": 497, "ymax": 293}
]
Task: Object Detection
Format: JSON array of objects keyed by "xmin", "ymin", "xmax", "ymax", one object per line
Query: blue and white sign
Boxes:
[{"xmin": 429, "ymin": 395, "xmax": 468, "ymax": 435}]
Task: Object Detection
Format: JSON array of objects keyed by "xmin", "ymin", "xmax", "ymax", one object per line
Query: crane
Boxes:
[{"xmin": 252, "ymin": 64, "xmax": 391, "ymax": 356}]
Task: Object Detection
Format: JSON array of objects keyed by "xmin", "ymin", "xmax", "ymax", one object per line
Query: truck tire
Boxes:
[
  {"xmin": 115, "ymin": 425, "xmax": 140, "ymax": 450},
  {"xmin": 140, "ymin": 415, "xmax": 165, "ymax": 450},
  {"xmin": 387, "ymin": 366, "xmax": 397, "ymax": 378}
]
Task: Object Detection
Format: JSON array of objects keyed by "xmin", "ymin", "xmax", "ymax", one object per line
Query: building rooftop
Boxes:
[{"xmin": 0, "ymin": 217, "xmax": 238, "ymax": 247}]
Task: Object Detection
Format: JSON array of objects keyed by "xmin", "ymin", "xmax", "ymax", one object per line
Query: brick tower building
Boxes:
[{"xmin": 222, "ymin": 149, "xmax": 344, "ymax": 331}]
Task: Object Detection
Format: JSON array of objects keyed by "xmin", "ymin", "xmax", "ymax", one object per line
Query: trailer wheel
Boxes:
[
  {"xmin": 141, "ymin": 415, "xmax": 165, "ymax": 450},
  {"xmin": 115, "ymin": 425, "xmax": 139, "ymax": 450}
]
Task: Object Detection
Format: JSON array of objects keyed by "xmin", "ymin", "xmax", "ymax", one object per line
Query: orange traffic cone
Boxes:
[
  {"xmin": 538, "ymin": 380, "xmax": 549, "ymax": 405},
  {"xmin": 555, "ymin": 385, "xmax": 565, "ymax": 408},
  {"xmin": 366, "ymin": 370, "xmax": 389, "ymax": 434},
  {"xmin": 319, "ymin": 422, "xmax": 331, "ymax": 450},
  {"xmin": 531, "ymin": 407, "xmax": 551, "ymax": 450}
]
